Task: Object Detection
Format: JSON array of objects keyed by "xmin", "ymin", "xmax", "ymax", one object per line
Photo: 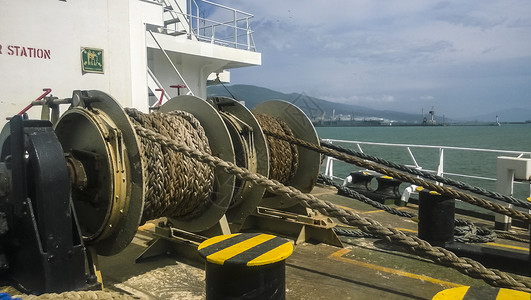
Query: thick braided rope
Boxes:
[
  {"xmin": 133, "ymin": 124, "xmax": 531, "ymax": 293},
  {"xmin": 126, "ymin": 109, "xmax": 214, "ymax": 222},
  {"xmin": 19, "ymin": 291, "xmax": 135, "ymax": 299},
  {"xmin": 254, "ymin": 114, "xmax": 298, "ymax": 184},
  {"xmin": 318, "ymin": 174, "xmax": 496, "ymax": 243},
  {"xmin": 322, "ymin": 140, "xmax": 531, "ymax": 210},
  {"xmin": 264, "ymin": 129, "xmax": 531, "ymax": 224}
]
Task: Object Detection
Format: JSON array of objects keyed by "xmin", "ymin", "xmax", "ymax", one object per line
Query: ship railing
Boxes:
[
  {"xmin": 322, "ymin": 139, "xmax": 531, "ymax": 207},
  {"xmin": 162, "ymin": 0, "xmax": 257, "ymax": 51},
  {"xmin": 147, "ymin": 30, "xmax": 194, "ymax": 99}
]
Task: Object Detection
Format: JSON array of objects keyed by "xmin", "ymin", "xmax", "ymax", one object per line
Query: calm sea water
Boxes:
[{"xmin": 316, "ymin": 124, "xmax": 531, "ymax": 201}]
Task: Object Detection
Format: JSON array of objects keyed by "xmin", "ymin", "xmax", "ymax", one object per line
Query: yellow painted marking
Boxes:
[
  {"xmin": 335, "ymin": 205, "xmax": 409, "ymax": 215},
  {"xmin": 497, "ymin": 288, "xmax": 531, "ymax": 299},
  {"xmin": 336, "ymin": 205, "xmax": 360, "ymax": 212},
  {"xmin": 198, "ymin": 233, "xmax": 239, "ymax": 250},
  {"xmin": 527, "ymin": 197, "xmax": 531, "ymax": 203},
  {"xmin": 381, "ymin": 175, "xmax": 393, "ymax": 179},
  {"xmin": 432, "ymin": 286, "xmax": 469, "ymax": 299},
  {"xmin": 429, "ymin": 191, "xmax": 442, "ymax": 196},
  {"xmin": 329, "ymin": 249, "xmax": 463, "ymax": 288},
  {"xmin": 395, "ymin": 227, "xmax": 418, "ymax": 233},
  {"xmin": 486, "ymin": 242, "xmax": 529, "ymax": 252},
  {"xmin": 247, "ymin": 242, "xmax": 293, "ymax": 266},
  {"xmin": 138, "ymin": 222, "xmax": 155, "ymax": 231},
  {"xmin": 416, "ymin": 186, "xmax": 424, "ymax": 192},
  {"xmin": 312, "ymin": 191, "xmax": 337, "ymax": 196},
  {"xmin": 363, "ymin": 207, "xmax": 408, "ymax": 214},
  {"xmin": 206, "ymin": 234, "xmax": 275, "ymax": 265}
]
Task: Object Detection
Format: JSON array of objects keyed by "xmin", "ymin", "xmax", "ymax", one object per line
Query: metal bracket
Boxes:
[{"xmin": 243, "ymin": 207, "xmax": 344, "ymax": 248}]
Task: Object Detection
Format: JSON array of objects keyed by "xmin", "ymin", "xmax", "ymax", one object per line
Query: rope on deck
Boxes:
[
  {"xmin": 321, "ymin": 140, "xmax": 531, "ymax": 211},
  {"xmin": 317, "ymin": 174, "xmax": 496, "ymax": 244},
  {"xmin": 263, "ymin": 129, "xmax": 531, "ymax": 224},
  {"xmin": 134, "ymin": 124, "xmax": 531, "ymax": 293}
]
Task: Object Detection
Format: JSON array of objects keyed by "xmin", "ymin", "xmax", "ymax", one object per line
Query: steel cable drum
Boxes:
[
  {"xmin": 208, "ymin": 97, "xmax": 269, "ymax": 231},
  {"xmin": 159, "ymin": 96, "xmax": 236, "ymax": 232},
  {"xmin": 252, "ymin": 100, "xmax": 320, "ymax": 209},
  {"xmin": 53, "ymin": 90, "xmax": 144, "ymax": 256}
]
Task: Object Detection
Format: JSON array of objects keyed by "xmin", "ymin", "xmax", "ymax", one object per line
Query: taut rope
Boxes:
[
  {"xmin": 264, "ymin": 129, "xmax": 531, "ymax": 224},
  {"xmin": 133, "ymin": 124, "xmax": 531, "ymax": 293}
]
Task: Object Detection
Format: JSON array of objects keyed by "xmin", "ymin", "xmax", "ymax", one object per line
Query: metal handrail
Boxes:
[
  {"xmin": 162, "ymin": 0, "xmax": 256, "ymax": 51},
  {"xmin": 147, "ymin": 67, "xmax": 170, "ymax": 108},
  {"xmin": 147, "ymin": 30, "xmax": 194, "ymax": 96},
  {"xmin": 322, "ymin": 139, "xmax": 531, "ymax": 188},
  {"xmin": 198, "ymin": 0, "xmax": 253, "ymax": 17},
  {"xmin": 326, "ymin": 139, "xmax": 531, "ymax": 156}
]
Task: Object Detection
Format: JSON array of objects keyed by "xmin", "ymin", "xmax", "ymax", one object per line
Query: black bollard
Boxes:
[
  {"xmin": 348, "ymin": 170, "xmax": 375, "ymax": 190},
  {"xmin": 375, "ymin": 175, "xmax": 402, "ymax": 199},
  {"xmin": 198, "ymin": 233, "xmax": 293, "ymax": 300},
  {"xmin": 418, "ymin": 188, "xmax": 455, "ymax": 246}
]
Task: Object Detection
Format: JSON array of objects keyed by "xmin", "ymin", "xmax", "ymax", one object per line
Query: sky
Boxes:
[{"xmin": 208, "ymin": 1, "xmax": 531, "ymax": 120}]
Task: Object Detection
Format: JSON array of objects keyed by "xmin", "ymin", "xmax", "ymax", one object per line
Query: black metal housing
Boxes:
[{"xmin": 0, "ymin": 116, "xmax": 89, "ymax": 294}]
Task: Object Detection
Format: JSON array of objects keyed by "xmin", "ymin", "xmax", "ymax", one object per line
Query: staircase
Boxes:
[
  {"xmin": 144, "ymin": 0, "xmax": 258, "ymax": 105},
  {"xmin": 161, "ymin": 0, "xmax": 194, "ymax": 38},
  {"xmin": 147, "ymin": 66, "xmax": 171, "ymax": 108}
]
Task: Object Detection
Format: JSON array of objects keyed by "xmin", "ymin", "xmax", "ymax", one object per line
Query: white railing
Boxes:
[
  {"xmin": 161, "ymin": 0, "xmax": 257, "ymax": 51},
  {"xmin": 322, "ymin": 139, "xmax": 531, "ymax": 200},
  {"xmin": 147, "ymin": 67, "xmax": 170, "ymax": 108},
  {"xmin": 147, "ymin": 30, "xmax": 193, "ymax": 98}
]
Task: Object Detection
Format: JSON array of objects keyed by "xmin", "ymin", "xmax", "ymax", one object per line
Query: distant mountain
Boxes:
[
  {"xmin": 207, "ymin": 84, "xmax": 439, "ymax": 124},
  {"xmin": 466, "ymin": 108, "xmax": 531, "ymax": 123}
]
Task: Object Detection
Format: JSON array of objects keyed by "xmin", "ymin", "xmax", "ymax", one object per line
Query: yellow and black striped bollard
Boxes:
[
  {"xmin": 433, "ymin": 286, "xmax": 531, "ymax": 299},
  {"xmin": 198, "ymin": 233, "xmax": 293, "ymax": 300}
]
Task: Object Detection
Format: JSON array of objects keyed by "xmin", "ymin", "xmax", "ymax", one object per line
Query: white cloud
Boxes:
[{"xmin": 216, "ymin": 0, "xmax": 531, "ymax": 117}]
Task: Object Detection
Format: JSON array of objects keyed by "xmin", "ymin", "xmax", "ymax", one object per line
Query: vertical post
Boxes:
[
  {"xmin": 246, "ymin": 18, "xmax": 251, "ymax": 50},
  {"xmin": 234, "ymin": 10, "xmax": 237, "ymax": 48},
  {"xmin": 188, "ymin": 0, "xmax": 192, "ymax": 39},
  {"xmin": 436, "ymin": 148, "xmax": 444, "ymax": 185},
  {"xmin": 496, "ymin": 159, "xmax": 515, "ymax": 231},
  {"xmin": 418, "ymin": 189, "xmax": 455, "ymax": 246},
  {"xmin": 328, "ymin": 158, "xmax": 334, "ymax": 178},
  {"xmin": 496, "ymin": 156, "xmax": 531, "ymax": 232}
]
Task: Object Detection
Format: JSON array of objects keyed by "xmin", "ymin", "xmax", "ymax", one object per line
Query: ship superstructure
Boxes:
[{"xmin": 0, "ymin": 0, "xmax": 261, "ymax": 121}]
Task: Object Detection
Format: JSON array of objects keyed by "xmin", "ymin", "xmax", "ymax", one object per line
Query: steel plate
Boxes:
[
  {"xmin": 55, "ymin": 90, "xmax": 144, "ymax": 256},
  {"xmin": 208, "ymin": 97, "xmax": 269, "ymax": 231}
]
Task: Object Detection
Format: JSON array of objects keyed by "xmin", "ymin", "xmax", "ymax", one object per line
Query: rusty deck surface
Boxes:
[{"xmin": 99, "ymin": 184, "xmax": 530, "ymax": 299}]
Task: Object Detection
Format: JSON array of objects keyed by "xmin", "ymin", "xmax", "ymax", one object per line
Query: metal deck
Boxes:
[{"xmin": 99, "ymin": 184, "xmax": 530, "ymax": 299}]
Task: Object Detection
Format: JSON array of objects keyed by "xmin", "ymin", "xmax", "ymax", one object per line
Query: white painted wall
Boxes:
[
  {"xmin": 0, "ymin": 0, "xmax": 162, "ymax": 121},
  {"xmin": 0, "ymin": 0, "xmax": 260, "ymax": 123}
]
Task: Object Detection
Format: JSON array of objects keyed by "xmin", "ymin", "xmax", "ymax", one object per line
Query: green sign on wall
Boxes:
[{"xmin": 81, "ymin": 47, "xmax": 104, "ymax": 73}]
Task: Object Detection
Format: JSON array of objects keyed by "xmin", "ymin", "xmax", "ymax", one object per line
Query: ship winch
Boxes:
[{"xmin": 0, "ymin": 90, "xmax": 322, "ymax": 294}]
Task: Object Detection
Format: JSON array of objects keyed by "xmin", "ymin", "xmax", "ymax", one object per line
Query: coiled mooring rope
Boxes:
[
  {"xmin": 18, "ymin": 291, "xmax": 135, "ymax": 300},
  {"xmin": 264, "ymin": 129, "xmax": 531, "ymax": 224},
  {"xmin": 254, "ymin": 114, "xmax": 298, "ymax": 185},
  {"xmin": 132, "ymin": 124, "xmax": 531, "ymax": 292},
  {"xmin": 125, "ymin": 109, "xmax": 214, "ymax": 222}
]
